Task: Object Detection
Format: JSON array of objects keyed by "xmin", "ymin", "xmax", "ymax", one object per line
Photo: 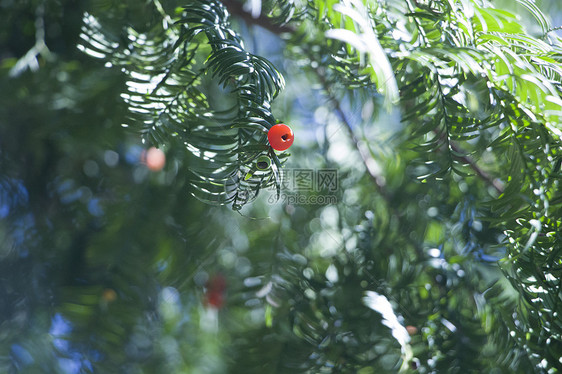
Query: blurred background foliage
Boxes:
[{"xmin": 1, "ymin": 0, "xmax": 562, "ymax": 373}]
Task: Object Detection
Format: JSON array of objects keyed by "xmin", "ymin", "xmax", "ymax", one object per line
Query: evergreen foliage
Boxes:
[
  {"xmin": 1, "ymin": 0, "xmax": 562, "ymax": 372},
  {"xmin": 79, "ymin": 0, "xmax": 286, "ymax": 209}
]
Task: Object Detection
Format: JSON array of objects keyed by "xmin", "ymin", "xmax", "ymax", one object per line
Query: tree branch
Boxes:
[
  {"xmin": 449, "ymin": 142, "xmax": 505, "ymax": 195},
  {"xmin": 315, "ymin": 70, "xmax": 391, "ymax": 201},
  {"xmin": 221, "ymin": 0, "xmax": 505, "ymax": 196}
]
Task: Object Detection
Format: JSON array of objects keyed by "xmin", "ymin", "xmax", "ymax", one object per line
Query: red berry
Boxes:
[
  {"xmin": 205, "ymin": 274, "xmax": 227, "ymax": 309},
  {"xmin": 406, "ymin": 325, "xmax": 418, "ymax": 335},
  {"xmin": 206, "ymin": 291, "xmax": 224, "ymax": 309},
  {"xmin": 141, "ymin": 147, "xmax": 166, "ymax": 171},
  {"xmin": 268, "ymin": 124, "xmax": 294, "ymax": 151}
]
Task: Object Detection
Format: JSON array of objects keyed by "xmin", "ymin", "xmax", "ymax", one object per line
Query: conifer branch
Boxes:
[{"xmin": 222, "ymin": 1, "xmax": 506, "ymax": 196}]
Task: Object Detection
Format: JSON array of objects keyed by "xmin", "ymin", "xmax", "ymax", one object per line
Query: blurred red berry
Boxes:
[
  {"xmin": 406, "ymin": 325, "xmax": 418, "ymax": 335},
  {"xmin": 141, "ymin": 147, "xmax": 166, "ymax": 171},
  {"xmin": 205, "ymin": 274, "xmax": 227, "ymax": 309}
]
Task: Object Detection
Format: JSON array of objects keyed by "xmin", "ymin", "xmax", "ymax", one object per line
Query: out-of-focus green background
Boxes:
[{"xmin": 1, "ymin": 0, "xmax": 561, "ymax": 372}]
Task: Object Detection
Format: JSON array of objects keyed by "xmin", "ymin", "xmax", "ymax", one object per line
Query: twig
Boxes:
[
  {"xmin": 542, "ymin": 25, "xmax": 562, "ymax": 40},
  {"xmin": 9, "ymin": 2, "xmax": 51, "ymax": 77},
  {"xmin": 449, "ymin": 142, "xmax": 505, "ymax": 194},
  {"xmin": 315, "ymin": 71, "xmax": 391, "ymax": 200}
]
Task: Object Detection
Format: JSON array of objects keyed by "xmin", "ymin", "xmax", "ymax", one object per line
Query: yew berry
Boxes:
[
  {"xmin": 205, "ymin": 274, "xmax": 227, "ymax": 309},
  {"xmin": 268, "ymin": 124, "xmax": 294, "ymax": 151},
  {"xmin": 141, "ymin": 147, "xmax": 166, "ymax": 171},
  {"xmin": 406, "ymin": 325, "xmax": 418, "ymax": 335},
  {"xmin": 256, "ymin": 155, "xmax": 271, "ymax": 170}
]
